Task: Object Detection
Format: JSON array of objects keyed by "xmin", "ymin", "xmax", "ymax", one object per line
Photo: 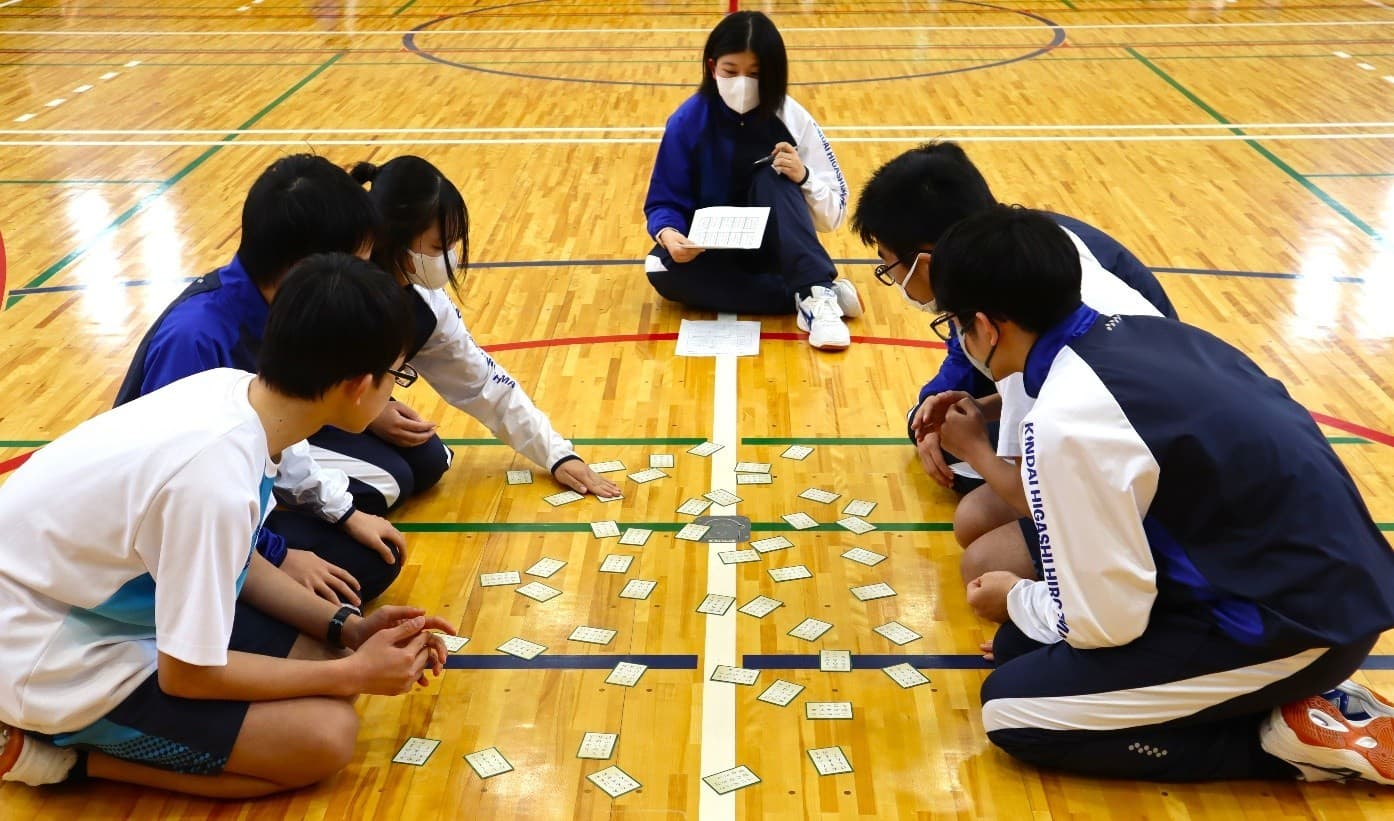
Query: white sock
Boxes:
[{"xmin": 1, "ymin": 733, "xmax": 77, "ymax": 786}]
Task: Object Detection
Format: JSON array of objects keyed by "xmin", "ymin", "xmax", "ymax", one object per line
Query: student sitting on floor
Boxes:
[
  {"xmin": 928, "ymin": 205, "xmax": 1394, "ymax": 786},
  {"xmin": 0, "ymin": 254, "xmax": 452, "ymax": 797}
]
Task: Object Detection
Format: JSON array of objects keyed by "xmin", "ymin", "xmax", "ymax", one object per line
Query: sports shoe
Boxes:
[
  {"xmin": 1324, "ymin": 680, "xmax": 1394, "ymax": 722},
  {"xmin": 1259, "ymin": 696, "xmax": 1394, "ymax": 784},
  {"xmin": 795, "ymin": 286, "xmax": 851, "ymax": 351},
  {"xmin": 0, "ymin": 724, "xmax": 77, "ymax": 786},
  {"xmin": 830, "ymin": 279, "xmax": 863, "ymax": 319}
]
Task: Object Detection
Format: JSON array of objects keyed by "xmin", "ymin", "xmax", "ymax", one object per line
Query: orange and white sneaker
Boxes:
[
  {"xmin": 1260, "ymin": 694, "xmax": 1394, "ymax": 784},
  {"xmin": 1325, "ymin": 680, "xmax": 1394, "ymax": 722},
  {"xmin": 0, "ymin": 724, "xmax": 77, "ymax": 786}
]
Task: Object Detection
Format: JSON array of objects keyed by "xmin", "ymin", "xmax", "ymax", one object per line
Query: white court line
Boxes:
[
  {"xmin": 697, "ymin": 312, "xmax": 739, "ymax": 821},
  {"xmin": 0, "ymin": 0, "xmax": 23, "ymax": 8}
]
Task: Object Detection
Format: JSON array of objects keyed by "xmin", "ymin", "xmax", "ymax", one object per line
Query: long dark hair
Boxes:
[
  {"xmin": 350, "ymin": 155, "xmax": 470, "ymax": 292},
  {"xmin": 698, "ymin": 11, "xmax": 788, "ymax": 118}
]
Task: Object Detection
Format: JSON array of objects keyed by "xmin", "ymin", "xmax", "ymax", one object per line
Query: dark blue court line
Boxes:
[
  {"xmin": 744, "ymin": 653, "xmax": 993, "ymax": 670},
  {"xmin": 444, "ymin": 653, "xmax": 697, "ymax": 670},
  {"xmin": 439, "ymin": 653, "xmax": 1394, "ymax": 671}
]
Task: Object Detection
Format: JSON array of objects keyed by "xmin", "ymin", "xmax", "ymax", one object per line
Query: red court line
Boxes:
[
  {"xmin": 0, "ymin": 451, "xmax": 34, "ymax": 476},
  {"xmin": 482, "ymin": 331, "xmax": 948, "ymax": 353},
  {"xmin": 1311, "ymin": 412, "xmax": 1394, "ymax": 449}
]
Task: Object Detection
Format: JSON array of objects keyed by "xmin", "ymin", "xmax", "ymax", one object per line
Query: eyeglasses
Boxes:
[
  {"xmin": 929, "ymin": 312, "xmax": 956, "ymax": 343},
  {"xmin": 387, "ymin": 362, "xmax": 419, "ymax": 388},
  {"xmin": 872, "ymin": 248, "xmax": 931, "ymax": 286}
]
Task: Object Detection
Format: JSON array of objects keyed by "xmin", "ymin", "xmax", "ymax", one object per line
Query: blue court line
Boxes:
[
  {"xmin": 744, "ymin": 653, "xmax": 993, "ymax": 670},
  {"xmin": 444, "ymin": 653, "xmax": 696, "ymax": 670},
  {"xmin": 437, "ymin": 653, "xmax": 1394, "ymax": 671}
]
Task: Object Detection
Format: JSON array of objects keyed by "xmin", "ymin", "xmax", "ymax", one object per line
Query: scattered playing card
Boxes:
[
  {"xmin": 677, "ymin": 498, "xmax": 713, "ymax": 516},
  {"xmin": 768, "ymin": 565, "xmax": 813, "ymax": 582},
  {"xmin": 884, "ymin": 662, "xmax": 931, "ymax": 689},
  {"xmin": 718, "ymin": 549, "xmax": 760, "ymax": 564},
  {"xmin": 597, "ymin": 494, "xmax": 624, "ymax": 503},
  {"xmin": 590, "ymin": 520, "xmax": 621, "ymax": 538},
  {"xmin": 738, "ymin": 595, "xmax": 784, "ymax": 618},
  {"xmin": 464, "ymin": 747, "xmax": 513, "ymax": 779},
  {"xmin": 600, "ymin": 554, "xmax": 634, "ymax": 574},
  {"xmin": 516, "ymin": 581, "xmax": 562, "ymax": 602},
  {"xmin": 842, "ymin": 499, "xmax": 877, "ymax": 517},
  {"xmin": 756, "ymin": 679, "xmax": 805, "ymax": 707},
  {"xmin": 618, "ymin": 579, "xmax": 657, "ymax": 600},
  {"xmin": 850, "ymin": 582, "xmax": 896, "ymax": 602},
  {"xmin": 837, "ymin": 516, "xmax": 877, "ymax": 534},
  {"xmin": 805, "ymin": 702, "xmax": 854, "ymax": 720},
  {"xmin": 696, "ymin": 593, "xmax": 736, "ymax": 615},
  {"xmin": 675, "ymin": 523, "xmax": 711, "ymax": 541},
  {"xmin": 590, "ymin": 460, "xmax": 626, "ymax": 474},
  {"xmin": 734, "ymin": 462, "xmax": 771, "ymax": 474},
  {"xmin": 874, "ymin": 620, "xmax": 922, "ymax": 646},
  {"xmin": 687, "ymin": 441, "xmax": 724, "ymax": 457},
  {"xmin": 807, "ymin": 746, "xmax": 853, "ymax": 776},
  {"xmin": 393, "ymin": 736, "xmax": 441, "ymax": 766},
  {"xmin": 525, "ymin": 557, "xmax": 566, "ymax": 578},
  {"xmin": 750, "ymin": 535, "xmax": 793, "ymax": 554},
  {"xmin": 627, "ymin": 468, "xmax": 668, "ymax": 484},
  {"xmin": 496, "ymin": 637, "xmax": 547, "ymax": 659},
  {"xmin": 577, "ymin": 732, "xmax": 618, "ymax": 760},
  {"xmin": 819, "ymin": 649, "xmax": 852, "ymax": 672},
  {"xmin": 505, "ymin": 470, "xmax": 532, "ymax": 485},
  {"xmin": 649, "ymin": 454, "xmax": 675, "ymax": 469},
  {"xmin": 588, "ymin": 765, "xmax": 642, "ymax": 798},
  {"xmin": 569, "ymin": 626, "xmax": 617, "ymax": 645},
  {"xmin": 788, "ymin": 618, "xmax": 833, "ymax": 642},
  {"xmin": 780, "ymin": 445, "xmax": 814, "ymax": 460},
  {"xmin": 841, "ymin": 547, "xmax": 887, "ymax": 567},
  {"xmin": 799, "ymin": 488, "xmax": 840, "ymax": 504},
  {"xmin": 782, "ymin": 512, "xmax": 819, "ymax": 530},
  {"xmin": 605, "ymin": 661, "xmax": 648, "ymax": 686},
  {"xmin": 710, "ymin": 665, "xmax": 760, "ymax": 685},
  {"xmin": 702, "ymin": 765, "xmax": 761, "ymax": 794},
  {"xmin": 480, "ymin": 571, "xmax": 521, "ymax": 587},
  {"xmin": 434, "ymin": 633, "xmax": 469, "ymax": 653},
  {"xmin": 618, "ymin": 527, "xmax": 653, "ymax": 546},
  {"xmin": 544, "ymin": 490, "xmax": 584, "ymax": 506},
  {"xmin": 736, "ymin": 473, "xmax": 773, "ymax": 485},
  {"xmin": 704, "ymin": 489, "xmax": 742, "ymax": 506}
]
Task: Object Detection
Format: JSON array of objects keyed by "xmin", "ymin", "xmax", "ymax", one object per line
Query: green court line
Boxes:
[
  {"xmin": 1384, "ymin": 524, "xmax": 1394, "ymax": 533},
  {"xmin": 393, "ymin": 0, "xmax": 417, "ymax": 14},
  {"xmin": 0, "ymin": 179, "xmax": 164, "ymax": 185},
  {"xmin": 5, "ymin": 52, "xmax": 345, "ymax": 310},
  {"xmin": 395, "ymin": 522, "xmax": 955, "ymax": 533},
  {"xmin": 0, "ymin": 440, "xmax": 48, "ymax": 448},
  {"xmin": 1126, "ymin": 47, "xmax": 1380, "ymax": 241},
  {"xmin": 1058, "ymin": 0, "xmax": 1077, "ymax": 8},
  {"xmin": 1305, "ymin": 173, "xmax": 1394, "ymax": 179},
  {"xmin": 439, "ymin": 436, "xmax": 706, "ymax": 446}
]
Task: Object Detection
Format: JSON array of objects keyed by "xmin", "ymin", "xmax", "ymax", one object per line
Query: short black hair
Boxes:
[
  {"xmin": 258, "ymin": 253, "xmax": 414, "ymax": 400},
  {"xmin": 351, "ymin": 155, "xmax": 469, "ymax": 292},
  {"xmin": 698, "ymin": 11, "xmax": 788, "ymax": 119},
  {"xmin": 236, "ymin": 154, "xmax": 378, "ymax": 289},
  {"xmin": 851, "ymin": 142, "xmax": 997, "ymax": 262},
  {"xmin": 930, "ymin": 205, "xmax": 1082, "ymax": 334}
]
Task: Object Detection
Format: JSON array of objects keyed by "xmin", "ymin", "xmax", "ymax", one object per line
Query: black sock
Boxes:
[{"xmin": 63, "ymin": 749, "xmax": 89, "ymax": 784}]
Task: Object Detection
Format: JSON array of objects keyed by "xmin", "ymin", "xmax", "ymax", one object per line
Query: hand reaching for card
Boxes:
[{"xmin": 554, "ymin": 459, "xmax": 622, "ymax": 498}]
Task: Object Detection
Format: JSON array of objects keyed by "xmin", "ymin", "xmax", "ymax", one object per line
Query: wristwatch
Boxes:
[{"xmin": 327, "ymin": 605, "xmax": 357, "ymax": 649}]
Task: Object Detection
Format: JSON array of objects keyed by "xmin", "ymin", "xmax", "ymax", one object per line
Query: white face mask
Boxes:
[
  {"xmin": 960, "ymin": 320, "xmax": 999, "ymax": 382},
  {"xmin": 714, "ymin": 74, "xmax": 759, "ymax": 114},
  {"xmin": 896, "ymin": 255, "xmax": 937, "ymax": 313},
  {"xmin": 406, "ymin": 249, "xmax": 457, "ymax": 290}
]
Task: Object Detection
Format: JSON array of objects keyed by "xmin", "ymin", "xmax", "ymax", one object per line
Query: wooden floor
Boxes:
[{"xmin": 2, "ymin": 0, "xmax": 1394, "ymax": 817}]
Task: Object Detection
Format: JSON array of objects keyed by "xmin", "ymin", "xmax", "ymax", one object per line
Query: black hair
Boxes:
[
  {"xmin": 698, "ymin": 11, "xmax": 788, "ymax": 119},
  {"xmin": 929, "ymin": 205, "xmax": 1082, "ymax": 334},
  {"xmin": 851, "ymin": 141, "xmax": 997, "ymax": 262},
  {"xmin": 351, "ymin": 155, "xmax": 470, "ymax": 293},
  {"xmin": 235, "ymin": 154, "xmax": 377, "ymax": 290},
  {"xmin": 258, "ymin": 253, "xmax": 414, "ymax": 400}
]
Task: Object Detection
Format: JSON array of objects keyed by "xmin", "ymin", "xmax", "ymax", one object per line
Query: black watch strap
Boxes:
[{"xmin": 327, "ymin": 605, "xmax": 357, "ymax": 649}]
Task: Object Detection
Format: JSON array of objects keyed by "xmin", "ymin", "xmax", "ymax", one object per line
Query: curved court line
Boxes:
[{"xmin": 404, "ymin": 0, "xmax": 1065, "ymax": 87}]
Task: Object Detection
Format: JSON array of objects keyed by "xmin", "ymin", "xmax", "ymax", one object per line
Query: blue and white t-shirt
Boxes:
[{"xmin": 0, "ymin": 369, "xmax": 274, "ymax": 734}]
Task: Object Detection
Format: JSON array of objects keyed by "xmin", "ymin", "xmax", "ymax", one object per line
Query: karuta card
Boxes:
[
  {"xmin": 618, "ymin": 527, "xmax": 653, "ymax": 546},
  {"xmin": 738, "ymin": 595, "xmax": 784, "ymax": 618},
  {"xmin": 734, "ymin": 462, "xmax": 771, "ymax": 474},
  {"xmin": 569, "ymin": 626, "xmax": 617, "ymax": 645},
  {"xmin": 884, "ymin": 662, "xmax": 931, "ymax": 689},
  {"xmin": 515, "ymin": 581, "xmax": 562, "ymax": 602},
  {"xmin": 590, "ymin": 520, "xmax": 621, "ymax": 538},
  {"xmin": 464, "ymin": 747, "xmax": 513, "ymax": 779},
  {"xmin": 787, "ymin": 618, "xmax": 833, "ymax": 642},
  {"xmin": 842, "ymin": 499, "xmax": 877, "ymax": 517},
  {"xmin": 768, "ymin": 565, "xmax": 813, "ymax": 582},
  {"xmin": 544, "ymin": 490, "xmax": 584, "ymax": 507},
  {"xmin": 589, "ymin": 460, "xmax": 626, "ymax": 474},
  {"xmin": 710, "ymin": 665, "xmax": 760, "ymax": 685},
  {"xmin": 588, "ymin": 765, "xmax": 642, "ymax": 799},
  {"xmin": 736, "ymin": 473, "xmax": 773, "ymax": 485},
  {"xmin": 780, "ymin": 445, "xmax": 814, "ymax": 461},
  {"xmin": 597, "ymin": 494, "xmax": 624, "ymax": 503},
  {"xmin": 782, "ymin": 512, "xmax": 819, "ymax": 530},
  {"xmin": 837, "ymin": 516, "xmax": 877, "ymax": 535},
  {"xmin": 677, "ymin": 498, "xmax": 712, "ymax": 516},
  {"xmin": 850, "ymin": 582, "xmax": 897, "ymax": 602},
  {"xmin": 798, "ymin": 488, "xmax": 840, "ymax": 504},
  {"xmin": 819, "ymin": 649, "xmax": 852, "ymax": 672},
  {"xmin": 675, "ymin": 523, "xmax": 711, "ymax": 541},
  {"xmin": 749, "ymin": 535, "xmax": 793, "ymax": 554},
  {"xmin": 496, "ymin": 637, "xmax": 547, "ymax": 659},
  {"xmin": 649, "ymin": 453, "xmax": 675, "ymax": 469},
  {"xmin": 392, "ymin": 737, "xmax": 441, "ymax": 766},
  {"xmin": 605, "ymin": 661, "xmax": 648, "ymax": 686},
  {"xmin": 718, "ymin": 549, "xmax": 760, "ymax": 565},
  {"xmin": 874, "ymin": 620, "xmax": 922, "ymax": 646},
  {"xmin": 576, "ymin": 732, "xmax": 618, "ymax": 760},
  {"xmin": 480, "ymin": 571, "xmax": 521, "ymax": 587},
  {"xmin": 696, "ymin": 593, "xmax": 736, "ymax": 615},
  {"xmin": 627, "ymin": 468, "xmax": 668, "ymax": 484},
  {"xmin": 703, "ymin": 489, "xmax": 743, "ymax": 506},
  {"xmin": 807, "ymin": 746, "xmax": 853, "ymax": 776},
  {"xmin": 505, "ymin": 470, "xmax": 532, "ymax": 485},
  {"xmin": 702, "ymin": 765, "xmax": 761, "ymax": 795},
  {"xmin": 805, "ymin": 702, "xmax": 854, "ymax": 720},
  {"xmin": 687, "ymin": 441, "xmax": 724, "ymax": 457},
  {"xmin": 599, "ymin": 554, "xmax": 634, "ymax": 574},
  {"xmin": 434, "ymin": 633, "xmax": 470, "ymax": 653},
  {"xmin": 525, "ymin": 557, "xmax": 566, "ymax": 578},
  {"xmin": 618, "ymin": 579, "xmax": 657, "ymax": 600},
  {"xmin": 756, "ymin": 679, "xmax": 804, "ymax": 707},
  {"xmin": 841, "ymin": 547, "xmax": 887, "ymax": 567}
]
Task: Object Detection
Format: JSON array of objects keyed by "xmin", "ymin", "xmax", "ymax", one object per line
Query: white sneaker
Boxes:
[
  {"xmin": 830, "ymin": 279, "xmax": 863, "ymax": 318},
  {"xmin": 1259, "ymin": 695, "xmax": 1394, "ymax": 784},
  {"xmin": 796, "ymin": 286, "xmax": 851, "ymax": 351},
  {"xmin": 0, "ymin": 725, "xmax": 77, "ymax": 786}
]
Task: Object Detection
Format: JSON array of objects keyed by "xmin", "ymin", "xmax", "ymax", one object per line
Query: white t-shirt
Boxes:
[{"xmin": 0, "ymin": 369, "xmax": 275, "ymax": 734}]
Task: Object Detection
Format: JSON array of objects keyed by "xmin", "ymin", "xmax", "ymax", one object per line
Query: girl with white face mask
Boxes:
[
  {"xmin": 642, "ymin": 11, "xmax": 864, "ymax": 352},
  {"xmin": 303, "ymin": 156, "xmax": 623, "ymax": 518}
]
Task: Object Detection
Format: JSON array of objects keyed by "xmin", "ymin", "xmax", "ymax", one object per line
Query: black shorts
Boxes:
[
  {"xmin": 1018, "ymin": 516, "xmax": 1043, "ymax": 579},
  {"xmin": 48, "ymin": 602, "xmax": 300, "ymax": 775}
]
